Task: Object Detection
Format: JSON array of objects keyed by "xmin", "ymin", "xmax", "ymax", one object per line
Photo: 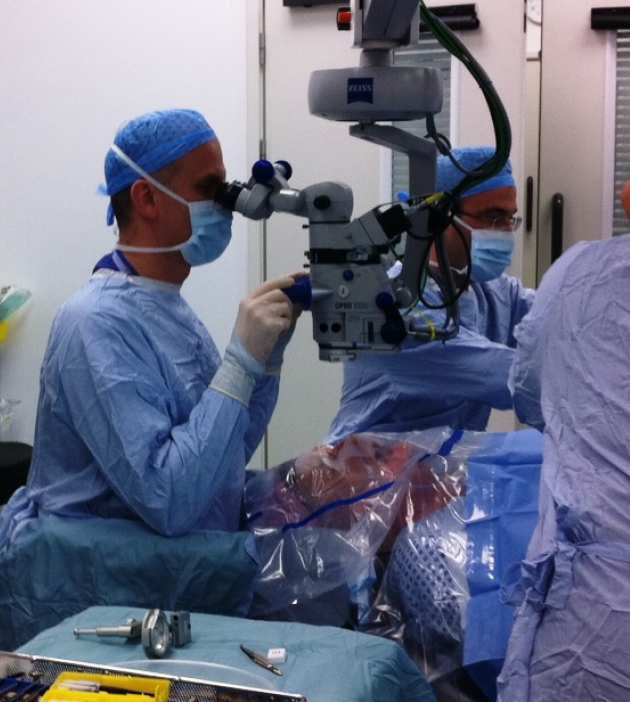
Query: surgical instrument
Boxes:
[
  {"xmin": 73, "ymin": 610, "xmax": 191, "ymax": 659},
  {"xmin": 240, "ymin": 645, "xmax": 283, "ymax": 677}
]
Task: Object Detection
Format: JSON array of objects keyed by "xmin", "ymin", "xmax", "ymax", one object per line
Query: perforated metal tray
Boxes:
[{"xmin": 0, "ymin": 652, "xmax": 306, "ymax": 702}]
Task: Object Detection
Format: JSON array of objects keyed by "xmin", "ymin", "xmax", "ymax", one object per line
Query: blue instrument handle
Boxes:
[{"xmin": 282, "ymin": 276, "xmax": 312, "ymax": 310}]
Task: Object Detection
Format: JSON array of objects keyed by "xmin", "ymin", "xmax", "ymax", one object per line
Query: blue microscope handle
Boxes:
[{"xmin": 282, "ymin": 276, "xmax": 312, "ymax": 310}]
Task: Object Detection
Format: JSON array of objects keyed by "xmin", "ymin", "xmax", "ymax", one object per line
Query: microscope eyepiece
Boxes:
[{"xmin": 215, "ymin": 181, "xmax": 245, "ymax": 212}]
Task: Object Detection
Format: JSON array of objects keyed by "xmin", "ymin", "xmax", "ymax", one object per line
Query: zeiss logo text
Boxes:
[{"xmin": 347, "ymin": 78, "xmax": 374, "ymax": 104}]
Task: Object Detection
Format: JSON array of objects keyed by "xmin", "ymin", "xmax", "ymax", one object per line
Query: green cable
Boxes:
[{"xmin": 418, "ymin": 0, "xmax": 512, "ymax": 199}]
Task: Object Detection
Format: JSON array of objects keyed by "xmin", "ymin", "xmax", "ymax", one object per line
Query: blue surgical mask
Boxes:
[
  {"xmin": 110, "ymin": 144, "xmax": 232, "ymax": 266},
  {"xmin": 454, "ymin": 217, "xmax": 514, "ymax": 283}
]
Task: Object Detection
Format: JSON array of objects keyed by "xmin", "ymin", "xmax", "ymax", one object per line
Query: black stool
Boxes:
[{"xmin": 0, "ymin": 442, "xmax": 32, "ymax": 503}]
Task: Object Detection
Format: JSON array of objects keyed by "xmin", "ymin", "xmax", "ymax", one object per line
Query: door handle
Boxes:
[
  {"xmin": 526, "ymin": 176, "xmax": 534, "ymax": 233},
  {"xmin": 551, "ymin": 193, "xmax": 564, "ymax": 263}
]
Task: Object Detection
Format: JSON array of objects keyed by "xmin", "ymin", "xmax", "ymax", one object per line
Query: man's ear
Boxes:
[{"xmin": 130, "ymin": 180, "xmax": 159, "ymax": 221}]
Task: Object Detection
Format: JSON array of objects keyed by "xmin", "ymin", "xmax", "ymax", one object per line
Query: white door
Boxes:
[
  {"xmin": 260, "ymin": 0, "xmax": 527, "ymax": 466},
  {"xmin": 537, "ymin": 0, "xmax": 630, "ymax": 276}
]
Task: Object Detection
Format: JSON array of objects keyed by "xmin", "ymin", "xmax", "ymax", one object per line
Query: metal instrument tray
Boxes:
[{"xmin": 0, "ymin": 651, "xmax": 306, "ymax": 702}]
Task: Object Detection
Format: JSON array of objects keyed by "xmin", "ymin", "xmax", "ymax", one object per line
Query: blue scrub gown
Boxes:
[
  {"xmin": 0, "ymin": 264, "xmax": 279, "ymax": 542},
  {"xmin": 499, "ymin": 235, "xmax": 630, "ymax": 701},
  {"xmin": 328, "ymin": 274, "xmax": 534, "ymax": 442}
]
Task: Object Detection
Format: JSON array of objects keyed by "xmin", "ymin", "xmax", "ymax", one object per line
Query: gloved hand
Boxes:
[
  {"xmin": 234, "ymin": 275, "xmax": 297, "ymax": 364},
  {"xmin": 264, "ymin": 272, "xmax": 307, "ymax": 373}
]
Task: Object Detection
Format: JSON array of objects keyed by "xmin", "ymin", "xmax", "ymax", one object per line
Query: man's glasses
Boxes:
[{"xmin": 457, "ymin": 211, "xmax": 522, "ymax": 232}]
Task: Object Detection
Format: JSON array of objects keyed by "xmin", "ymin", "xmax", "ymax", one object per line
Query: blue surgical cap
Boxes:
[
  {"xmin": 436, "ymin": 146, "xmax": 515, "ymax": 198},
  {"xmin": 102, "ymin": 109, "xmax": 217, "ymax": 225}
]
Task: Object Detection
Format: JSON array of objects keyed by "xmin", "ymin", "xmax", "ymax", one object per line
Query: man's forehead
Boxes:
[
  {"xmin": 460, "ymin": 186, "xmax": 517, "ymax": 212},
  {"xmin": 179, "ymin": 140, "xmax": 225, "ymax": 177}
]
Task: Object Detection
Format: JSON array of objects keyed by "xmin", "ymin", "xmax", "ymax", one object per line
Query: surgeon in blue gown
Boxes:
[
  {"xmin": 498, "ymin": 233, "xmax": 630, "ymax": 700},
  {"xmin": 0, "ymin": 109, "xmax": 300, "ymax": 543},
  {"xmin": 328, "ymin": 148, "xmax": 534, "ymax": 443}
]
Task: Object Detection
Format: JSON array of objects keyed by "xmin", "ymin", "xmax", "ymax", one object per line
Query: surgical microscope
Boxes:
[{"xmin": 216, "ymin": 0, "xmax": 512, "ymax": 362}]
